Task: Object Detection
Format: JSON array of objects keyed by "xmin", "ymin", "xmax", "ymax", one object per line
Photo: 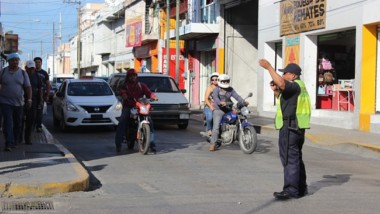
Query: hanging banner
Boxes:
[
  {"xmin": 284, "ymin": 34, "xmax": 300, "ymax": 65},
  {"xmin": 162, "ymin": 48, "xmax": 185, "ymax": 89},
  {"xmin": 280, "ymin": 0, "xmax": 326, "ymax": 36},
  {"xmin": 125, "ymin": 16, "xmax": 142, "ymax": 47}
]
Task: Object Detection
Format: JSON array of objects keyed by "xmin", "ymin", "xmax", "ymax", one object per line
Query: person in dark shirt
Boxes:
[
  {"xmin": 23, "ymin": 60, "xmax": 43, "ymax": 144},
  {"xmin": 259, "ymin": 59, "xmax": 311, "ymax": 200},
  {"xmin": 33, "ymin": 57, "xmax": 50, "ymax": 132},
  {"xmin": 114, "ymin": 69, "xmax": 158, "ymax": 154}
]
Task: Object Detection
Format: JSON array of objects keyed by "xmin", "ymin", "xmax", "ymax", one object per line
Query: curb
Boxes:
[{"xmin": 0, "ymin": 126, "xmax": 89, "ymax": 197}]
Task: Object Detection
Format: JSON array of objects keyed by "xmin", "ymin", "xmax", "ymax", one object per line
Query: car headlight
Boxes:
[
  {"xmin": 115, "ymin": 101, "xmax": 123, "ymax": 111},
  {"xmin": 66, "ymin": 101, "xmax": 79, "ymax": 112},
  {"xmin": 241, "ymin": 107, "xmax": 250, "ymax": 116}
]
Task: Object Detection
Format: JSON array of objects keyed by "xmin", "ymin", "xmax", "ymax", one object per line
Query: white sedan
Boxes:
[{"xmin": 52, "ymin": 77, "xmax": 122, "ymax": 131}]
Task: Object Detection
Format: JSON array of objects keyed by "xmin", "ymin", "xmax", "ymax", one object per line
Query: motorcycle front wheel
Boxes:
[
  {"xmin": 138, "ymin": 123, "xmax": 151, "ymax": 155},
  {"xmin": 238, "ymin": 126, "xmax": 257, "ymax": 154}
]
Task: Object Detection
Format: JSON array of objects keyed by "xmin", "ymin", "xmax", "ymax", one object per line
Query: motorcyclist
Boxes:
[
  {"xmin": 114, "ymin": 68, "xmax": 158, "ymax": 154},
  {"xmin": 201, "ymin": 72, "xmax": 219, "ymax": 137},
  {"xmin": 209, "ymin": 74, "xmax": 247, "ymax": 151}
]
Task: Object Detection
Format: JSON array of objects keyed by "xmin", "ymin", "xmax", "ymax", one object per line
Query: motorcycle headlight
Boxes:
[
  {"xmin": 66, "ymin": 101, "xmax": 79, "ymax": 112},
  {"xmin": 139, "ymin": 105, "xmax": 150, "ymax": 115},
  {"xmin": 115, "ymin": 101, "xmax": 123, "ymax": 111},
  {"xmin": 241, "ymin": 107, "xmax": 250, "ymax": 116}
]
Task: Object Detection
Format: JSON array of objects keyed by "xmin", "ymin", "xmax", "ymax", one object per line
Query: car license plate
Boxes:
[
  {"xmin": 91, "ymin": 114, "xmax": 103, "ymax": 119},
  {"xmin": 180, "ymin": 113, "xmax": 189, "ymax": 119}
]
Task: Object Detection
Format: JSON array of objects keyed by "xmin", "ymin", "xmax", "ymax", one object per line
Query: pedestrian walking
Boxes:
[
  {"xmin": 33, "ymin": 57, "xmax": 50, "ymax": 132},
  {"xmin": 259, "ymin": 59, "xmax": 311, "ymax": 200},
  {"xmin": 0, "ymin": 53, "xmax": 32, "ymax": 151},
  {"xmin": 23, "ymin": 60, "xmax": 43, "ymax": 145}
]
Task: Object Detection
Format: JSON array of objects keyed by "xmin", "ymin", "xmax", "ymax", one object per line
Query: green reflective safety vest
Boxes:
[{"xmin": 275, "ymin": 80, "xmax": 311, "ymax": 130}]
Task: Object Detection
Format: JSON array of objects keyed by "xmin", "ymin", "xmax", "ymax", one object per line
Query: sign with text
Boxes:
[
  {"xmin": 162, "ymin": 48, "xmax": 185, "ymax": 89},
  {"xmin": 280, "ymin": 0, "xmax": 326, "ymax": 36},
  {"xmin": 125, "ymin": 17, "xmax": 142, "ymax": 47}
]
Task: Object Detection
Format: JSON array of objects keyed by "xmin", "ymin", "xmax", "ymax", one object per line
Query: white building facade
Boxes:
[{"xmin": 258, "ymin": 0, "xmax": 380, "ymax": 133}]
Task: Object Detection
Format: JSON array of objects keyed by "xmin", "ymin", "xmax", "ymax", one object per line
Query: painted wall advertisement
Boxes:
[
  {"xmin": 162, "ymin": 48, "xmax": 185, "ymax": 89},
  {"xmin": 280, "ymin": 0, "xmax": 326, "ymax": 36},
  {"xmin": 284, "ymin": 34, "xmax": 300, "ymax": 66},
  {"xmin": 125, "ymin": 16, "xmax": 142, "ymax": 47}
]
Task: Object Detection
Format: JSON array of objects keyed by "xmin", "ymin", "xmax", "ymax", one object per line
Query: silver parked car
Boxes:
[{"xmin": 108, "ymin": 73, "xmax": 191, "ymax": 129}]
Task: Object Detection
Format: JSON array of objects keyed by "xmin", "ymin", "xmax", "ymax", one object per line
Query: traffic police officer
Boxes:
[{"xmin": 259, "ymin": 59, "xmax": 311, "ymax": 200}]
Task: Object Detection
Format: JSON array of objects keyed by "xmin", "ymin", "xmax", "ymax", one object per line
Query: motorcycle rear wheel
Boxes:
[
  {"xmin": 138, "ymin": 123, "xmax": 151, "ymax": 155},
  {"xmin": 238, "ymin": 126, "xmax": 257, "ymax": 154}
]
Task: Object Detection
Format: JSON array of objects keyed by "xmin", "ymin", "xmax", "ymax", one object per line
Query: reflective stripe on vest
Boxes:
[{"xmin": 275, "ymin": 80, "xmax": 311, "ymax": 129}]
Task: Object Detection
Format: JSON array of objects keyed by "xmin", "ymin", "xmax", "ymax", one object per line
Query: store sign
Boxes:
[
  {"xmin": 284, "ymin": 34, "xmax": 300, "ymax": 65},
  {"xmin": 125, "ymin": 16, "xmax": 142, "ymax": 47},
  {"xmin": 280, "ymin": 0, "xmax": 326, "ymax": 36}
]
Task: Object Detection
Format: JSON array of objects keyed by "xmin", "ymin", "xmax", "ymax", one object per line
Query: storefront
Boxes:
[{"xmin": 316, "ymin": 29, "xmax": 356, "ymax": 112}]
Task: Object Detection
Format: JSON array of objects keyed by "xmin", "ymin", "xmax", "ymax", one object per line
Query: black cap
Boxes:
[{"xmin": 278, "ymin": 63, "xmax": 302, "ymax": 76}]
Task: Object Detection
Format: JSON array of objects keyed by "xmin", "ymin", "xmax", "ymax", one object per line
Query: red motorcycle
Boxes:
[{"xmin": 126, "ymin": 97, "xmax": 154, "ymax": 154}]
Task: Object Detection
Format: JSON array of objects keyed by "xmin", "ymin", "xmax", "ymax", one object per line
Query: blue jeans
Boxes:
[
  {"xmin": 210, "ymin": 109, "xmax": 225, "ymax": 145},
  {"xmin": 115, "ymin": 107, "xmax": 155, "ymax": 148},
  {"xmin": 204, "ymin": 106, "xmax": 213, "ymax": 132},
  {"xmin": 1, "ymin": 103, "xmax": 23, "ymax": 148}
]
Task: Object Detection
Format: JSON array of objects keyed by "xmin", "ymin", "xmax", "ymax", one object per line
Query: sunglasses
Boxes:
[
  {"xmin": 221, "ymin": 80, "xmax": 230, "ymax": 83},
  {"xmin": 211, "ymin": 78, "xmax": 218, "ymax": 81}
]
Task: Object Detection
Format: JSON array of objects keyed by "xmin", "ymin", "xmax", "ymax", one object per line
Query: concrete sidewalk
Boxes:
[{"xmin": 0, "ymin": 126, "xmax": 89, "ymax": 197}]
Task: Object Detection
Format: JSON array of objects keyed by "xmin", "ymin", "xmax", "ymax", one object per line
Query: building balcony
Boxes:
[{"xmin": 168, "ymin": 2, "xmax": 219, "ymax": 40}]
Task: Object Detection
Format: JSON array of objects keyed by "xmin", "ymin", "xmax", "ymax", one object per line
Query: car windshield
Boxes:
[
  {"xmin": 138, "ymin": 76, "xmax": 180, "ymax": 93},
  {"xmin": 67, "ymin": 82, "xmax": 113, "ymax": 96}
]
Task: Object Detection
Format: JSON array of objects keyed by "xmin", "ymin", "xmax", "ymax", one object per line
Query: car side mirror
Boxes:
[
  {"xmin": 181, "ymin": 89, "xmax": 187, "ymax": 94},
  {"xmin": 56, "ymin": 92, "xmax": 64, "ymax": 98}
]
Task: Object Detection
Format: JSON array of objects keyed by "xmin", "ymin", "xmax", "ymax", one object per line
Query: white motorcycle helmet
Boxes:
[
  {"xmin": 218, "ymin": 74, "xmax": 230, "ymax": 88},
  {"xmin": 210, "ymin": 72, "xmax": 219, "ymax": 79}
]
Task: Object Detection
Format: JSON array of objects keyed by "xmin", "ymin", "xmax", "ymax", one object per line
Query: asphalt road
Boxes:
[{"xmin": 7, "ymin": 107, "xmax": 379, "ymax": 214}]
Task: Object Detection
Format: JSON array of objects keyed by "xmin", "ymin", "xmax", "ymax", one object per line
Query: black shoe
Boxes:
[
  {"xmin": 273, "ymin": 191, "xmax": 297, "ymax": 200},
  {"xmin": 127, "ymin": 141, "xmax": 135, "ymax": 150},
  {"xmin": 298, "ymin": 188, "xmax": 308, "ymax": 198},
  {"xmin": 147, "ymin": 146, "xmax": 156, "ymax": 154},
  {"xmin": 4, "ymin": 147, "xmax": 11, "ymax": 152},
  {"xmin": 116, "ymin": 146, "xmax": 121, "ymax": 153}
]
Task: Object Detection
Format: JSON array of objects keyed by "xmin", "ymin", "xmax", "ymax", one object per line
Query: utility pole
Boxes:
[
  {"xmin": 175, "ymin": 0, "xmax": 180, "ymax": 83},
  {"xmin": 63, "ymin": 0, "xmax": 81, "ymax": 75},
  {"xmin": 53, "ymin": 22, "xmax": 55, "ymax": 79},
  {"xmin": 166, "ymin": 0, "xmax": 170, "ymax": 75}
]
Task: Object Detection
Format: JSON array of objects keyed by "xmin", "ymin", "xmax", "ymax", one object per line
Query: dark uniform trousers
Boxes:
[{"xmin": 278, "ymin": 121, "xmax": 307, "ymax": 196}]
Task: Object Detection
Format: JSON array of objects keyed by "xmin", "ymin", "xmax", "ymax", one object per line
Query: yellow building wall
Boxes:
[
  {"xmin": 359, "ymin": 25, "xmax": 377, "ymax": 131},
  {"xmin": 218, "ymin": 48, "xmax": 224, "ymax": 74}
]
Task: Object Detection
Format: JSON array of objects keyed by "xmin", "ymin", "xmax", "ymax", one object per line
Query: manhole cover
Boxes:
[{"xmin": 2, "ymin": 201, "xmax": 54, "ymax": 211}]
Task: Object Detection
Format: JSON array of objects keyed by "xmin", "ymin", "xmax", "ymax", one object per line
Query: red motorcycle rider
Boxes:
[{"xmin": 115, "ymin": 69, "xmax": 158, "ymax": 153}]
